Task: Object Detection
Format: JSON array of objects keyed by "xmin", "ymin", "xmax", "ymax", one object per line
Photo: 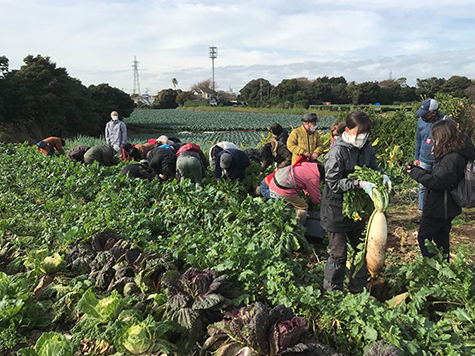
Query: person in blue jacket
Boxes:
[
  {"xmin": 215, "ymin": 149, "xmax": 250, "ymax": 181},
  {"xmin": 412, "ymin": 99, "xmax": 452, "ymax": 223}
]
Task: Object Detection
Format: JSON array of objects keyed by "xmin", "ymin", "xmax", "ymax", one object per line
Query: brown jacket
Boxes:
[
  {"xmin": 36, "ymin": 137, "xmax": 64, "ymax": 155},
  {"xmin": 134, "ymin": 143, "xmax": 156, "ymax": 159}
]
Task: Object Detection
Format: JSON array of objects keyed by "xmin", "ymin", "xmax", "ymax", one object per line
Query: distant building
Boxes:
[
  {"xmin": 191, "ymin": 88, "xmax": 217, "ymax": 105},
  {"xmin": 132, "ymin": 94, "xmax": 154, "ymax": 106}
]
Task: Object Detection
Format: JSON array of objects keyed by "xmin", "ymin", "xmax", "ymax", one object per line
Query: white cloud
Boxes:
[{"xmin": 1, "ymin": 0, "xmax": 475, "ymax": 93}]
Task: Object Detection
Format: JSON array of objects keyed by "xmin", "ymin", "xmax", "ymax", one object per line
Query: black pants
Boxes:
[
  {"xmin": 418, "ymin": 216, "xmax": 453, "ymax": 262},
  {"xmin": 323, "ymin": 226, "xmax": 368, "ymax": 293}
]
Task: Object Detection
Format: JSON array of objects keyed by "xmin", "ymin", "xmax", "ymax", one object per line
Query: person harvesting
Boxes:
[
  {"xmin": 287, "ymin": 113, "xmax": 324, "ymax": 164},
  {"xmin": 320, "ymin": 111, "xmax": 391, "ymax": 293}
]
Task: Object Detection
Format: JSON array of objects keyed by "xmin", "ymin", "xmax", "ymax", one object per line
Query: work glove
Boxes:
[
  {"xmin": 359, "ymin": 181, "xmax": 377, "ymax": 199},
  {"xmin": 382, "ymin": 174, "xmax": 392, "ymax": 193}
]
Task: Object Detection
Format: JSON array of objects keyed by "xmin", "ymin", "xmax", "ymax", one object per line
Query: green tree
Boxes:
[
  {"xmin": 440, "ymin": 75, "xmax": 472, "ymax": 98},
  {"xmin": 152, "ymin": 89, "xmax": 178, "ymax": 109},
  {"xmin": 0, "ymin": 55, "xmax": 8, "ymax": 79},
  {"xmin": 416, "ymin": 77, "xmax": 446, "ymax": 98},
  {"xmin": 238, "ymin": 78, "xmax": 273, "ymax": 105},
  {"xmin": 176, "ymin": 91, "xmax": 190, "ymax": 106},
  {"xmin": 88, "ymin": 83, "xmax": 135, "ymax": 126},
  {"xmin": 1, "ymin": 55, "xmax": 102, "ymax": 140}
]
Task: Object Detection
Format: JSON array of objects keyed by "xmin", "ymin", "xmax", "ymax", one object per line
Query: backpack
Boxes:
[
  {"xmin": 273, "ymin": 165, "xmax": 297, "ymax": 189},
  {"xmin": 450, "ymin": 161, "xmax": 475, "ymax": 208},
  {"xmin": 176, "ymin": 143, "xmax": 200, "ymax": 156}
]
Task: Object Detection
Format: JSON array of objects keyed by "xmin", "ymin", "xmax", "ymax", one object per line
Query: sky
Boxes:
[{"xmin": 1, "ymin": 0, "xmax": 475, "ymax": 95}]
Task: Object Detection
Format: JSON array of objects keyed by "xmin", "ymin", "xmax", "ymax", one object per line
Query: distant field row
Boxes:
[{"xmin": 124, "ymin": 109, "xmax": 336, "ymax": 132}]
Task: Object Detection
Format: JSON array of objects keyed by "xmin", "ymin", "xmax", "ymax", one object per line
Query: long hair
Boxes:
[
  {"xmin": 346, "ymin": 111, "xmax": 372, "ymax": 134},
  {"xmin": 431, "ymin": 120, "xmax": 465, "ymax": 159}
]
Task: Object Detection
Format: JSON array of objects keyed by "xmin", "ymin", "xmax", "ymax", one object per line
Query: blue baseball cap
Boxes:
[{"xmin": 416, "ymin": 99, "xmax": 439, "ymax": 117}]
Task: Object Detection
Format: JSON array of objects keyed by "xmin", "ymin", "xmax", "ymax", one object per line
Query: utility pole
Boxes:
[
  {"xmin": 209, "ymin": 46, "xmax": 217, "ymax": 91},
  {"xmin": 132, "ymin": 56, "xmax": 141, "ymax": 95}
]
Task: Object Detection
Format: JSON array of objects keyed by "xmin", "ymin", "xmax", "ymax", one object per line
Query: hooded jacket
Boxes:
[
  {"xmin": 215, "ymin": 149, "xmax": 250, "ymax": 180},
  {"xmin": 409, "ymin": 135, "xmax": 475, "ymax": 219},
  {"xmin": 275, "ymin": 129, "xmax": 289, "ymax": 145},
  {"xmin": 320, "ymin": 138, "xmax": 382, "ymax": 233},
  {"xmin": 287, "ymin": 125, "xmax": 324, "ymax": 164},
  {"xmin": 148, "ymin": 147, "xmax": 176, "ymax": 179},
  {"xmin": 268, "ymin": 162, "xmax": 321, "ymax": 204},
  {"xmin": 209, "ymin": 142, "xmax": 239, "ymax": 167},
  {"xmin": 105, "ymin": 119, "xmax": 127, "ymax": 147},
  {"xmin": 415, "ymin": 112, "xmax": 451, "ymax": 164}
]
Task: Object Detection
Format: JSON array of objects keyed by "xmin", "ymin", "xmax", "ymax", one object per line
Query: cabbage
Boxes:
[
  {"xmin": 115, "ymin": 315, "xmax": 174, "ymax": 355},
  {"xmin": 42, "ymin": 253, "xmax": 66, "ymax": 275},
  {"xmin": 77, "ymin": 289, "xmax": 124, "ymax": 323},
  {"xmin": 17, "ymin": 332, "xmax": 75, "ymax": 356}
]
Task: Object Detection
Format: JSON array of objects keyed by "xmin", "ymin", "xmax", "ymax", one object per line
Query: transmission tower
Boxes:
[
  {"xmin": 209, "ymin": 46, "xmax": 218, "ymax": 91},
  {"xmin": 132, "ymin": 56, "xmax": 141, "ymax": 95}
]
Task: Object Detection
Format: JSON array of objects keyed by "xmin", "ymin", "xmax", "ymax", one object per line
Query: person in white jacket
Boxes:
[{"xmin": 105, "ymin": 111, "xmax": 127, "ymax": 152}]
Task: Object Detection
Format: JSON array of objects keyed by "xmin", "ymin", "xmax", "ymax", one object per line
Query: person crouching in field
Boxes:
[
  {"xmin": 268, "ymin": 161, "xmax": 321, "ymax": 225},
  {"xmin": 259, "ymin": 139, "xmax": 292, "ymax": 172},
  {"xmin": 36, "ymin": 137, "xmax": 65, "ymax": 156},
  {"xmin": 121, "ymin": 160, "xmax": 155, "ymax": 181},
  {"xmin": 148, "ymin": 145, "xmax": 177, "ymax": 181},
  {"xmin": 176, "ymin": 143, "xmax": 208, "ymax": 189},
  {"xmin": 215, "ymin": 149, "xmax": 250, "ymax": 181},
  {"xmin": 83, "ymin": 145, "xmax": 120, "ymax": 166},
  {"xmin": 67, "ymin": 145, "xmax": 90, "ymax": 162},
  {"xmin": 407, "ymin": 120, "xmax": 475, "ymax": 262}
]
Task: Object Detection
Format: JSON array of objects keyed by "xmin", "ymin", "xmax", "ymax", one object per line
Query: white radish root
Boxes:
[{"xmin": 366, "ymin": 210, "xmax": 388, "ymax": 277}]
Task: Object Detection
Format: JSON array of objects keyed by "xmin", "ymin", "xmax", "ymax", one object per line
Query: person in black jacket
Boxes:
[
  {"xmin": 215, "ymin": 149, "xmax": 250, "ymax": 181},
  {"xmin": 407, "ymin": 120, "xmax": 475, "ymax": 261},
  {"xmin": 148, "ymin": 146, "xmax": 177, "ymax": 181},
  {"xmin": 320, "ymin": 111, "xmax": 391, "ymax": 293},
  {"xmin": 270, "ymin": 123, "xmax": 289, "ymax": 145},
  {"xmin": 121, "ymin": 160, "xmax": 155, "ymax": 181}
]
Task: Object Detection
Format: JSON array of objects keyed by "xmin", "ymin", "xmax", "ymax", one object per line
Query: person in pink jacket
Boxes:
[{"xmin": 269, "ymin": 161, "xmax": 321, "ymax": 224}]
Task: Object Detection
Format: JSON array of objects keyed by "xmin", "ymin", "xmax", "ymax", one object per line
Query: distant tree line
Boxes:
[
  {"xmin": 238, "ymin": 76, "xmax": 475, "ymax": 108},
  {"xmin": 0, "ymin": 55, "xmax": 134, "ymax": 143}
]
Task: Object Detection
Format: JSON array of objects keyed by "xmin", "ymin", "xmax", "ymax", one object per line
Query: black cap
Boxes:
[{"xmin": 302, "ymin": 113, "xmax": 318, "ymax": 122}]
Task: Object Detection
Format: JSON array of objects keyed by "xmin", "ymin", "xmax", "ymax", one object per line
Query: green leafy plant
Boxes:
[{"xmin": 17, "ymin": 331, "xmax": 75, "ymax": 356}]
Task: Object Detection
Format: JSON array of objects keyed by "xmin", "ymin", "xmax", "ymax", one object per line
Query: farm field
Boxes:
[
  {"xmin": 1, "ymin": 138, "xmax": 475, "ymax": 355},
  {"xmin": 123, "ymin": 109, "xmax": 336, "ymax": 132}
]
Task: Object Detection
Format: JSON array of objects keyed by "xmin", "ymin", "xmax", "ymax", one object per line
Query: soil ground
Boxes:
[{"xmin": 304, "ymin": 195, "xmax": 475, "ymax": 302}]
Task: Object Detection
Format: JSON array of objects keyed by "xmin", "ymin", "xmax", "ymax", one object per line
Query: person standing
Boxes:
[
  {"xmin": 412, "ymin": 99, "xmax": 452, "ymax": 223},
  {"xmin": 320, "ymin": 111, "xmax": 391, "ymax": 294},
  {"xmin": 287, "ymin": 113, "xmax": 324, "ymax": 164},
  {"xmin": 105, "ymin": 111, "xmax": 127, "ymax": 153},
  {"xmin": 407, "ymin": 120, "xmax": 475, "ymax": 261}
]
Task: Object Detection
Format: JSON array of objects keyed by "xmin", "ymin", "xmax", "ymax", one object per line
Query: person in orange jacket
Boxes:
[{"xmin": 36, "ymin": 137, "xmax": 65, "ymax": 156}]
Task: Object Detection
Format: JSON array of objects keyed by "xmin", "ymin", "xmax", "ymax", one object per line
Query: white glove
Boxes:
[
  {"xmin": 359, "ymin": 181, "xmax": 377, "ymax": 199},
  {"xmin": 383, "ymin": 174, "xmax": 392, "ymax": 193}
]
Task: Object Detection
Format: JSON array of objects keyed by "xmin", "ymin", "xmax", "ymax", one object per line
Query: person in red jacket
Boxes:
[{"xmin": 36, "ymin": 137, "xmax": 65, "ymax": 156}]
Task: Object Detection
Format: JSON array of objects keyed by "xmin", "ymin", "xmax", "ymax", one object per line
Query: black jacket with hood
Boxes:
[
  {"xmin": 409, "ymin": 135, "xmax": 475, "ymax": 219},
  {"xmin": 320, "ymin": 138, "xmax": 383, "ymax": 233}
]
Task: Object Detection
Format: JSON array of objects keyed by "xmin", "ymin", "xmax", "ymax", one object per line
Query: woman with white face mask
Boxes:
[
  {"xmin": 105, "ymin": 110, "xmax": 128, "ymax": 153},
  {"xmin": 320, "ymin": 111, "xmax": 391, "ymax": 294}
]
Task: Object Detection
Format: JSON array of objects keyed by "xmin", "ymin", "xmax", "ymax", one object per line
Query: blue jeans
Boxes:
[
  {"xmin": 260, "ymin": 180, "xmax": 274, "ymax": 200},
  {"xmin": 418, "ymin": 161, "xmax": 433, "ymax": 211}
]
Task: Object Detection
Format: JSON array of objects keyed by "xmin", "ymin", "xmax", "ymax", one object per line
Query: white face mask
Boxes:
[
  {"xmin": 342, "ymin": 132, "xmax": 368, "ymax": 149},
  {"xmin": 112, "ymin": 115, "xmax": 119, "ymax": 121},
  {"xmin": 309, "ymin": 125, "xmax": 317, "ymax": 132}
]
